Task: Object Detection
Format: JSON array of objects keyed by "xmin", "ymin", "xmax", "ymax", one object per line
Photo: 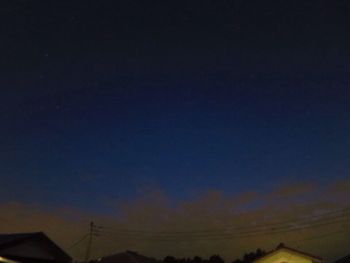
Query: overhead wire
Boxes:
[
  {"xmin": 100, "ymin": 207, "xmax": 350, "ymax": 233},
  {"xmin": 98, "ymin": 206, "xmax": 350, "ymax": 235},
  {"xmin": 68, "ymin": 233, "xmax": 90, "ymax": 250},
  {"xmin": 91, "ymin": 207, "xmax": 350, "ymax": 242}
]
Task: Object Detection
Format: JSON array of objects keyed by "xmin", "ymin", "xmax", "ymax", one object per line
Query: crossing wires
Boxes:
[{"xmin": 91, "ymin": 206, "xmax": 350, "ymax": 242}]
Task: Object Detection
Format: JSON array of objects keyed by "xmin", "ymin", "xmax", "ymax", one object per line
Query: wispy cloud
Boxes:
[{"xmin": 0, "ymin": 181, "xmax": 349, "ymax": 262}]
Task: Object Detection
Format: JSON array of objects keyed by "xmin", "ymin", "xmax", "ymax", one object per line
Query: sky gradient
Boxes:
[{"xmin": 1, "ymin": 1, "xmax": 350, "ymax": 261}]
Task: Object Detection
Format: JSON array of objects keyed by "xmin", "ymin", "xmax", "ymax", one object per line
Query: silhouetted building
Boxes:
[
  {"xmin": 334, "ymin": 254, "xmax": 350, "ymax": 263},
  {"xmin": 253, "ymin": 243, "xmax": 322, "ymax": 263},
  {"xmin": 92, "ymin": 251, "xmax": 158, "ymax": 263},
  {"xmin": 0, "ymin": 232, "xmax": 71, "ymax": 263}
]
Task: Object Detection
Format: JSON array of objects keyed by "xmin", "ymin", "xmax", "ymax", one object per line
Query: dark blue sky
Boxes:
[{"xmin": 1, "ymin": 1, "xmax": 350, "ymax": 212}]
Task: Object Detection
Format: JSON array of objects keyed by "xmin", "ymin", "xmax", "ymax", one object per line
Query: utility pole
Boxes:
[{"xmin": 85, "ymin": 222, "xmax": 94, "ymax": 263}]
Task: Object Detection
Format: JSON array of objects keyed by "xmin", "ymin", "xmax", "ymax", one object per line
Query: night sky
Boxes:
[{"xmin": 1, "ymin": 1, "xmax": 350, "ymax": 261}]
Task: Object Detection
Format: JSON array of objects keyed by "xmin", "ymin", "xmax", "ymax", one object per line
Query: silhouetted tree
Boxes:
[
  {"xmin": 163, "ymin": 254, "xmax": 225, "ymax": 263},
  {"xmin": 193, "ymin": 256, "xmax": 203, "ymax": 263},
  {"xmin": 209, "ymin": 255, "xmax": 225, "ymax": 263},
  {"xmin": 231, "ymin": 249, "xmax": 266, "ymax": 263},
  {"xmin": 255, "ymin": 249, "xmax": 264, "ymax": 258},
  {"xmin": 164, "ymin": 256, "xmax": 177, "ymax": 263}
]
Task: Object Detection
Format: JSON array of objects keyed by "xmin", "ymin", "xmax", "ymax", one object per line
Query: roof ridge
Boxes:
[
  {"xmin": 0, "ymin": 232, "xmax": 71, "ymax": 262},
  {"xmin": 253, "ymin": 244, "xmax": 322, "ymax": 263},
  {"xmin": 277, "ymin": 244, "xmax": 322, "ymax": 260},
  {"xmin": 0, "ymin": 232, "xmax": 43, "ymax": 236}
]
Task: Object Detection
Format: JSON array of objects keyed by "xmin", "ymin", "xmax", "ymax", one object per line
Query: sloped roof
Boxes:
[
  {"xmin": 334, "ymin": 254, "xmax": 350, "ymax": 263},
  {"xmin": 95, "ymin": 251, "xmax": 158, "ymax": 263},
  {"xmin": 0, "ymin": 232, "xmax": 71, "ymax": 263},
  {"xmin": 0, "ymin": 255, "xmax": 20, "ymax": 263},
  {"xmin": 0, "ymin": 233, "xmax": 38, "ymax": 249},
  {"xmin": 254, "ymin": 243, "xmax": 322, "ymax": 263}
]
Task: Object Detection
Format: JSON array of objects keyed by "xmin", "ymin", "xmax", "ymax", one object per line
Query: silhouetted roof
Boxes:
[
  {"xmin": 254, "ymin": 243, "xmax": 322, "ymax": 263},
  {"xmin": 0, "ymin": 232, "xmax": 72, "ymax": 263},
  {"xmin": 334, "ymin": 254, "xmax": 350, "ymax": 263},
  {"xmin": 275, "ymin": 243, "xmax": 322, "ymax": 261},
  {"xmin": 0, "ymin": 233, "xmax": 40, "ymax": 249}
]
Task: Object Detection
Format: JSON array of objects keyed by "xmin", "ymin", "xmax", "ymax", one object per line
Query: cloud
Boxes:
[
  {"xmin": 267, "ymin": 182, "xmax": 317, "ymax": 200},
  {"xmin": 327, "ymin": 179, "xmax": 350, "ymax": 196},
  {"xmin": 0, "ymin": 181, "xmax": 349, "ymax": 263}
]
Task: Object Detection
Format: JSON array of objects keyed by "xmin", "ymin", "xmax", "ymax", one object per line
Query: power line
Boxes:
[
  {"xmin": 295, "ymin": 229, "xmax": 347, "ymax": 243},
  {"xmin": 98, "ymin": 225, "xmax": 350, "ymax": 243},
  {"xmin": 94, "ymin": 213, "xmax": 350, "ymax": 242},
  {"xmin": 68, "ymin": 233, "xmax": 89, "ymax": 250},
  {"xmin": 288, "ymin": 221, "xmax": 350, "ymax": 260},
  {"xmin": 99, "ymin": 216, "xmax": 350, "ymax": 238},
  {"xmin": 97, "ymin": 224, "xmax": 349, "ymax": 242},
  {"xmin": 99, "ymin": 206, "xmax": 350, "ymax": 235},
  {"xmin": 84, "ymin": 222, "xmax": 103, "ymax": 262},
  {"xmin": 93, "ymin": 208, "xmax": 350, "ymax": 240}
]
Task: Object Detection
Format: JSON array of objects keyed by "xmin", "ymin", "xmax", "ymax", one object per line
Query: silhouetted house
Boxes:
[
  {"xmin": 0, "ymin": 232, "xmax": 72, "ymax": 263},
  {"xmin": 92, "ymin": 251, "xmax": 158, "ymax": 263},
  {"xmin": 253, "ymin": 243, "xmax": 322, "ymax": 263},
  {"xmin": 334, "ymin": 254, "xmax": 350, "ymax": 263}
]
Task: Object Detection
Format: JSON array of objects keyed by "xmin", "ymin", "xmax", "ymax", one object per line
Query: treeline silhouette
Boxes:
[
  {"xmin": 231, "ymin": 249, "xmax": 266, "ymax": 263},
  {"xmin": 164, "ymin": 255, "xmax": 225, "ymax": 263},
  {"xmin": 163, "ymin": 248, "xmax": 266, "ymax": 263}
]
